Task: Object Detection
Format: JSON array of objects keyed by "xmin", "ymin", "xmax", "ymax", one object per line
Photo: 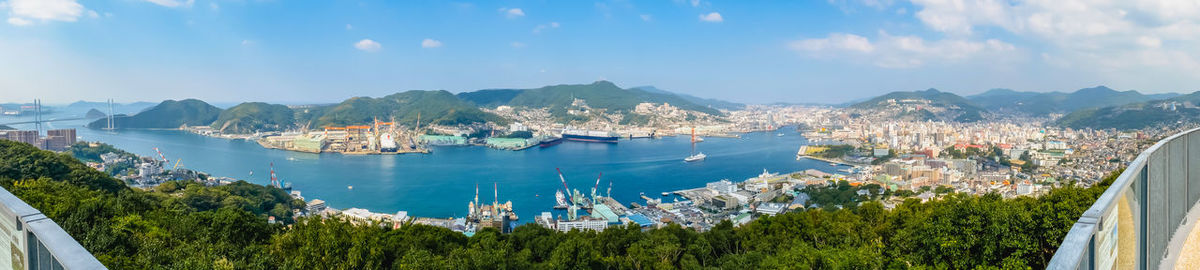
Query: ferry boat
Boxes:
[
  {"xmin": 561, "ymin": 129, "xmax": 619, "ymax": 143},
  {"xmin": 684, "ymin": 152, "xmax": 707, "ymax": 162}
]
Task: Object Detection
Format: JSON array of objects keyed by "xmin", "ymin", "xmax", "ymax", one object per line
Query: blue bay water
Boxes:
[{"xmin": 13, "ymin": 116, "xmax": 840, "ymax": 223}]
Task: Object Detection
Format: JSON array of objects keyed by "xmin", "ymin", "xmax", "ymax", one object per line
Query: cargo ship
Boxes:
[
  {"xmin": 561, "ymin": 129, "xmax": 619, "ymax": 143},
  {"xmin": 379, "ymin": 133, "xmax": 398, "ymax": 152}
]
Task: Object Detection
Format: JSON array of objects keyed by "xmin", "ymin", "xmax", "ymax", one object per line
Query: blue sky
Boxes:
[{"xmin": 3, "ymin": 0, "xmax": 1199, "ymax": 104}]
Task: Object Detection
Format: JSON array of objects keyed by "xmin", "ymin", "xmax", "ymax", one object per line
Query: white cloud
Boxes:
[
  {"xmin": 790, "ymin": 32, "xmax": 1017, "ymax": 68},
  {"xmin": 86, "ymin": 10, "xmax": 97, "ymax": 18},
  {"xmin": 421, "ymin": 38, "xmax": 442, "ymax": 48},
  {"xmin": 143, "ymin": 0, "xmax": 194, "ymax": 8},
  {"xmin": 532, "ymin": 22, "xmax": 560, "ymax": 34},
  {"xmin": 241, "ymin": 40, "xmax": 255, "ymax": 46},
  {"xmin": 904, "ymin": 0, "xmax": 1200, "ymax": 74},
  {"xmin": 698, "ymin": 12, "xmax": 723, "ymax": 23},
  {"xmin": 345, "ymin": 24, "xmax": 353, "ymax": 30},
  {"xmin": 510, "ymin": 42, "xmax": 526, "ymax": 48},
  {"xmin": 690, "ymin": 0, "xmax": 701, "ymax": 7},
  {"xmin": 6, "ymin": 0, "xmax": 84, "ymax": 24},
  {"xmin": 790, "ymin": 33, "xmax": 874, "ymax": 53},
  {"xmin": 640, "ymin": 14, "xmax": 652, "ymax": 21},
  {"xmin": 209, "ymin": 2, "xmax": 218, "ymax": 11},
  {"xmin": 7, "ymin": 17, "xmax": 31, "ymax": 26},
  {"xmin": 498, "ymin": 7, "xmax": 524, "ymax": 19},
  {"xmin": 355, "ymin": 39, "xmax": 382, "ymax": 52}
]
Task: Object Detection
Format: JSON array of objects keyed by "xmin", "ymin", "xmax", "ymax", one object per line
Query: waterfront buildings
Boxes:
[{"xmin": 0, "ymin": 128, "xmax": 77, "ymax": 151}]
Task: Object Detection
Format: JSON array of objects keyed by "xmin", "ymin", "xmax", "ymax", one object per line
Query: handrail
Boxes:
[
  {"xmin": 0, "ymin": 186, "xmax": 106, "ymax": 269},
  {"xmin": 1048, "ymin": 127, "xmax": 1200, "ymax": 270}
]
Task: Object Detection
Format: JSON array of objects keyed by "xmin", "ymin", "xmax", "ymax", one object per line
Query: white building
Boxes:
[
  {"xmin": 555, "ymin": 218, "xmax": 608, "ymax": 232},
  {"xmin": 706, "ymin": 179, "xmax": 737, "ymax": 195}
]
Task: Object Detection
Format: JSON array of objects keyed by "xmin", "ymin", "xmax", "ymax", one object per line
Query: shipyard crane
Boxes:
[
  {"xmin": 171, "ymin": 159, "xmax": 184, "ymax": 170},
  {"xmin": 555, "ymin": 168, "xmax": 578, "ymax": 220},
  {"xmin": 591, "ymin": 173, "xmax": 602, "ymax": 201},
  {"xmin": 153, "ymin": 147, "xmax": 169, "ymax": 165},
  {"xmin": 607, "ymin": 181, "xmax": 612, "ymax": 198},
  {"xmin": 269, "ymin": 162, "xmax": 280, "ymax": 188}
]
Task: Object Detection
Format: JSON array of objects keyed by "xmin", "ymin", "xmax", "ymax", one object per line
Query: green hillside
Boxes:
[
  {"xmin": 210, "ymin": 102, "xmax": 296, "ymax": 133},
  {"xmin": 506, "ymin": 81, "xmax": 722, "ymax": 115},
  {"xmin": 1057, "ymin": 91, "xmax": 1200, "ymax": 130},
  {"xmin": 456, "ymin": 89, "xmax": 524, "ymax": 107},
  {"xmin": 86, "ymin": 99, "xmax": 222, "ymax": 129},
  {"xmin": 853, "ymin": 89, "xmax": 984, "ymax": 122},
  {"xmin": 633, "ymin": 86, "xmax": 745, "ymax": 110},
  {"xmin": 970, "ymin": 86, "xmax": 1176, "ymax": 115},
  {"xmin": 310, "ymin": 90, "xmax": 502, "ymax": 127}
]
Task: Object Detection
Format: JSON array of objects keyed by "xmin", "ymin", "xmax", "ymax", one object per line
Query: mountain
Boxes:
[
  {"xmin": 307, "ymin": 90, "xmax": 502, "ymax": 128},
  {"xmin": 969, "ymin": 86, "xmax": 1178, "ymax": 115},
  {"xmin": 86, "ymin": 99, "xmax": 222, "ymax": 129},
  {"xmin": 1056, "ymin": 91, "xmax": 1200, "ymax": 130},
  {"xmin": 0, "ymin": 125, "xmax": 12, "ymax": 130},
  {"xmin": 67, "ymin": 101, "xmax": 156, "ymax": 115},
  {"xmin": 210, "ymin": 102, "xmax": 296, "ymax": 133},
  {"xmin": 85, "ymin": 108, "xmax": 106, "ymax": 118},
  {"xmin": 852, "ymin": 88, "xmax": 984, "ymax": 122},
  {"xmin": 456, "ymin": 89, "xmax": 524, "ymax": 107},
  {"xmin": 632, "ymin": 86, "xmax": 744, "ymax": 110}
]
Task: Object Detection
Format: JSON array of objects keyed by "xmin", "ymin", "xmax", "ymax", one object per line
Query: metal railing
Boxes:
[
  {"xmin": 1048, "ymin": 127, "xmax": 1200, "ymax": 270},
  {"xmin": 0, "ymin": 186, "xmax": 106, "ymax": 269}
]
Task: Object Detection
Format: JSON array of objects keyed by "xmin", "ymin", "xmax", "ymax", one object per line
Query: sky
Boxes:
[{"xmin": 2, "ymin": 0, "xmax": 1200, "ymax": 105}]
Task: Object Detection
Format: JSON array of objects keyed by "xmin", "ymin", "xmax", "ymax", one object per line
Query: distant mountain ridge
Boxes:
[
  {"xmin": 967, "ymin": 86, "xmax": 1179, "ymax": 115},
  {"xmin": 1057, "ymin": 91, "xmax": 1200, "ymax": 130}
]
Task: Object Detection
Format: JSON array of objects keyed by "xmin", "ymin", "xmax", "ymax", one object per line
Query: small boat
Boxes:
[
  {"xmin": 685, "ymin": 152, "xmax": 707, "ymax": 162},
  {"xmin": 777, "ymin": 133, "xmax": 784, "ymax": 137},
  {"xmin": 661, "ymin": 192, "xmax": 670, "ymax": 196},
  {"xmin": 829, "ymin": 163, "xmax": 838, "ymax": 166},
  {"xmin": 347, "ymin": 185, "xmax": 354, "ymax": 190}
]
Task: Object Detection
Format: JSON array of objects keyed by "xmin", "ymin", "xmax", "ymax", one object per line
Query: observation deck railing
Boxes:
[
  {"xmin": 1049, "ymin": 127, "xmax": 1200, "ymax": 269},
  {"xmin": 0, "ymin": 186, "xmax": 106, "ymax": 269}
]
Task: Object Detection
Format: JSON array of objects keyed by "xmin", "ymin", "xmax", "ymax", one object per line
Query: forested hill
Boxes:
[
  {"xmin": 303, "ymin": 90, "xmax": 503, "ymax": 128},
  {"xmin": 852, "ymin": 88, "xmax": 985, "ymax": 122},
  {"xmin": 0, "ymin": 138, "xmax": 1113, "ymax": 269},
  {"xmin": 457, "ymin": 81, "xmax": 725, "ymax": 116},
  {"xmin": 86, "ymin": 99, "xmax": 222, "ymax": 129},
  {"xmin": 210, "ymin": 102, "xmax": 296, "ymax": 133},
  {"xmin": 1056, "ymin": 91, "xmax": 1200, "ymax": 130}
]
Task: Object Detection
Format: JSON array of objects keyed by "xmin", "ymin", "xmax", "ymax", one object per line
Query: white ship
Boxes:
[
  {"xmin": 685, "ymin": 152, "xmax": 706, "ymax": 162},
  {"xmin": 553, "ymin": 190, "xmax": 569, "ymax": 209},
  {"xmin": 380, "ymin": 133, "xmax": 398, "ymax": 152}
]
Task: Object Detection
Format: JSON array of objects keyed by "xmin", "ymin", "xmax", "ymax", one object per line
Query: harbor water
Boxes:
[{"xmin": 11, "ymin": 117, "xmax": 845, "ymax": 223}]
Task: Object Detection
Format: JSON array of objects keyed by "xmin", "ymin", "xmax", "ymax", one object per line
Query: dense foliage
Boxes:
[
  {"xmin": 86, "ymin": 99, "xmax": 223, "ymax": 129},
  {"xmin": 211, "ymin": 102, "xmax": 297, "ymax": 133},
  {"xmin": 0, "ymin": 139, "xmax": 1113, "ymax": 269},
  {"xmin": 310, "ymin": 90, "xmax": 504, "ymax": 128}
]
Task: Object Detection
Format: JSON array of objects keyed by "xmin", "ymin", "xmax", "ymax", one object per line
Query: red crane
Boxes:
[
  {"xmin": 555, "ymin": 168, "xmax": 574, "ymax": 206},
  {"xmin": 269, "ymin": 162, "xmax": 280, "ymax": 188}
]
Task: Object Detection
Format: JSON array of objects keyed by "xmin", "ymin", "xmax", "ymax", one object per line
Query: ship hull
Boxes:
[{"xmin": 562, "ymin": 134, "xmax": 619, "ymax": 143}]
